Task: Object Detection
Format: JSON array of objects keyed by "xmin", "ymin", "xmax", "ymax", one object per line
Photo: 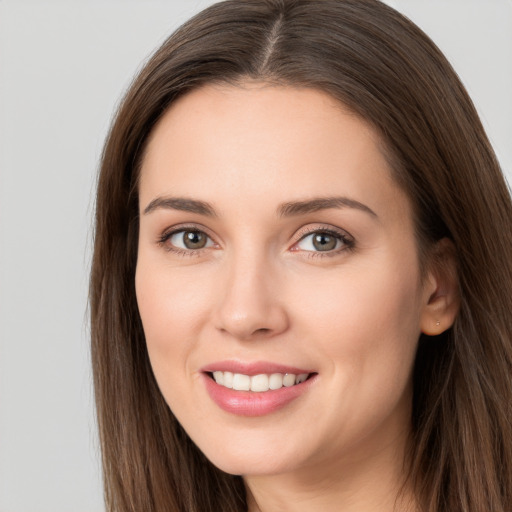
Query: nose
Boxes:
[{"xmin": 213, "ymin": 251, "xmax": 289, "ymax": 341}]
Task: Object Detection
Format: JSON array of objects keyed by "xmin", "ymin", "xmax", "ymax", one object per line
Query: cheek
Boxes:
[
  {"xmin": 135, "ymin": 260, "xmax": 210, "ymax": 375},
  {"xmin": 286, "ymin": 257, "xmax": 422, "ymax": 448},
  {"xmin": 290, "ymin": 254, "xmax": 423, "ymax": 383},
  {"xmin": 135, "ymin": 261, "xmax": 214, "ymax": 428}
]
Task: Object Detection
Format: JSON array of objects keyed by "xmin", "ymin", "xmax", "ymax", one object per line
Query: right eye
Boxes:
[{"xmin": 165, "ymin": 229, "xmax": 215, "ymax": 251}]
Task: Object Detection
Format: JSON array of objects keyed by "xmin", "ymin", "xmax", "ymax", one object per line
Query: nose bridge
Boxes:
[{"xmin": 214, "ymin": 242, "xmax": 288, "ymax": 340}]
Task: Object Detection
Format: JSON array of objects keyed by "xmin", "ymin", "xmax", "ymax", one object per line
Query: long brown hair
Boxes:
[{"xmin": 90, "ymin": 1, "xmax": 512, "ymax": 510}]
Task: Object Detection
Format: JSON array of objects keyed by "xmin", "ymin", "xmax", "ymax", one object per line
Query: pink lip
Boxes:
[
  {"xmin": 201, "ymin": 360, "xmax": 313, "ymax": 376},
  {"xmin": 200, "ymin": 360, "xmax": 317, "ymax": 417}
]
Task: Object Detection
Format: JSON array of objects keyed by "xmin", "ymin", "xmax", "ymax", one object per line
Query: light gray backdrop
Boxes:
[{"xmin": 0, "ymin": 1, "xmax": 510, "ymax": 511}]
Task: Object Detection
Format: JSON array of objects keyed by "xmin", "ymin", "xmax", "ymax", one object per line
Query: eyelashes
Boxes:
[
  {"xmin": 157, "ymin": 224, "xmax": 355, "ymax": 258},
  {"xmin": 157, "ymin": 225, "xmax": 216, "ymax": 257},
  {"xmin": 290, "ymin": 226, "xmax": 354, "ymax": 257}
]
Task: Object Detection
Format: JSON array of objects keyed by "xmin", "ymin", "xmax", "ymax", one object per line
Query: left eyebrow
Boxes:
[{"xmin": 277, "ymin": 196, "xmax": 378, "ymax": 218}]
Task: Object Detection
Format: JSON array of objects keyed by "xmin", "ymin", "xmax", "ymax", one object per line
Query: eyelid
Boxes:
[
  {"xmin": 157, "ymin": 223, "xmax": 219, "ymax": 252},
  {"xmin": 293, "ymin": 224, "xmax": 354, "ymax": 242},
  {"xmin": 156, "ymin": 222, "xmax": 354, "ymax": 256},
  {"xmin": 290, "ymin": 224, "xmax": 355, "ymax": 254}
]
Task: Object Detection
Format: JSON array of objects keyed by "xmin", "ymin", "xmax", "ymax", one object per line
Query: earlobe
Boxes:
[{"xmin": 420, "ymin": 238, "xmax": 460, "ymax": 336}]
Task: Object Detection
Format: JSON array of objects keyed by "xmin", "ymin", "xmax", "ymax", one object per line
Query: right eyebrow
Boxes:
[{"xmin": 143, "ymin": 196, "xmax": 217, "ymax": 217}]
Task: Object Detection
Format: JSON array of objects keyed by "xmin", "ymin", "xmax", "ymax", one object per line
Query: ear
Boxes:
[{"xmin": 420, "ymin": 238, "xmax": 460, "ymax": 336}]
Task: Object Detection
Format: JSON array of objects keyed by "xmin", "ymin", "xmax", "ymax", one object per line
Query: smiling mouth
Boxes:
[{"xmin": 208, "ymin": 371, "xmax": 315, "ymax": 392}]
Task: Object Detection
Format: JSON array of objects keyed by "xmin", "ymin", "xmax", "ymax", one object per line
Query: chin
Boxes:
[
  {"xmin": 209, "ymin": 454, "xmax": 293, "ymax": 477},
  {"xmin": 191, "ymin": 431, "xmax": 302, "ymax": 477}
]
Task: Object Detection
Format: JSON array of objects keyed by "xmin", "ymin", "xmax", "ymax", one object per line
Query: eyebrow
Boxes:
[
  {"xmin": 143, "ymin": 197, "xmax": 217, "ymax": 216},
  {"xmin": 277, "ymin": 196, "xmax": 377, "ymax": 218},
  {"xmin": 143, "ymin": 195, "xmax": 377, "ymax": 219}
]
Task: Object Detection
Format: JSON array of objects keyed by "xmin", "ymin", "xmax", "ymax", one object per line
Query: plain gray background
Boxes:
[{"xmin": 0, "ymin": 1, "xmax": 510, "ymax": 511}]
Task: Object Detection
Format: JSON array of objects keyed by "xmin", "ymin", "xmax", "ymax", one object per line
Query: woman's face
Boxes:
[{"xmin": 136, "ymin": 84, "xmax": 436, "ymax": 479}]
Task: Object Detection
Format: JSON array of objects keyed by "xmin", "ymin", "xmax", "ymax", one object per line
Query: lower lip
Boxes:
[{"xmin": 202, "ymin": 373, "xmax": 317, "ymax": 417}]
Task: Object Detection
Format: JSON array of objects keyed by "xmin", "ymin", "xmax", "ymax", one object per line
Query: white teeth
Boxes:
[
  {"xmin": 250, "ymin": 374, "xmax": 269, "ymax": 392},
  {"xmin": 223, "ymin": 371, "xmax": 234, "ymax": 389},
  {"xmin": 211, "ymin": 371, "xmax": 310, "ymax": 392},
  {"xmin": 269, "ymin": 373, "xmax": 283, "ymax": 390},
  {"xmin": 296, "ymin": 373, "xmax": 308, "ymax": 384},
  {"xmin": 232, "ymin": 373, "xmax": 251, "ymax": 391},
  {"xmin": 283, "ymin": 373, "xmax": 296, "ymax": 387}
]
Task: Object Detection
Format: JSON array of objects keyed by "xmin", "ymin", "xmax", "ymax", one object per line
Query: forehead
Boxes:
[
  {"xmin": 142, "ymin": 83, "xmax": 377, "ymax": 171},
  {"xmin": 139, "ymin": 83, "xmax": 408, "ymax": 222}
]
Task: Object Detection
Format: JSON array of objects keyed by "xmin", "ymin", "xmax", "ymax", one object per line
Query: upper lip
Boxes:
[{"xmin": 200, "ymin": 360, "xmax": 314, "ymax": 376}]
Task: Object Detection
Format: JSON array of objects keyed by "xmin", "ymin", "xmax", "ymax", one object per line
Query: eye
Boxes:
[
  {"xmin": 294, "ymin": 229, "xmax": 352, "ymax": 253},
  {"xmin": 166, "ymin": 229, "xmax": 215, "ymax": 251}
]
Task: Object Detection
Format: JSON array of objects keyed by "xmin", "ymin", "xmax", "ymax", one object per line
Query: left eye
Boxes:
[
  {"xmin": 295, "ymin": 231, "xmax": 345, "ymax": 252},
  {"xmin": 168, "ymin": 230, "xmax": 214, "ymax": 250}
]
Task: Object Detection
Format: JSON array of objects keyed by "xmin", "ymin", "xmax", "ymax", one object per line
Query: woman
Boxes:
[{"xmin": 90, "ymin": 1, "xmax": 512, "ymax": 511}]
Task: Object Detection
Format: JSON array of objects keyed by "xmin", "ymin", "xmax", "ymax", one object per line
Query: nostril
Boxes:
[{"xmin": 253, "ymin": 327, "xmax": 271, "ymax": 335}]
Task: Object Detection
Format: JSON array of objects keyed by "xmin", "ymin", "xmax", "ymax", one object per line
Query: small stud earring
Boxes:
[{"xmin": 436, "ymin": 321, "xmax": 440, "ymax": 326}]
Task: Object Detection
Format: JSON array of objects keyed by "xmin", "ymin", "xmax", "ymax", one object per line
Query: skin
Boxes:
[{"xmin": 135, "ymin": 83, "xmax": 458, "ymax": 512}]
